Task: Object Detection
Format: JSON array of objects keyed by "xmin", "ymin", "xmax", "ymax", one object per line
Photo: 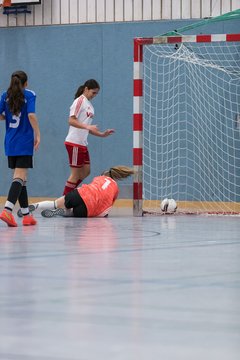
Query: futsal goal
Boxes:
[{"xmin": 133, "ymin": 33, "xmax": 240, "ymax": 216}]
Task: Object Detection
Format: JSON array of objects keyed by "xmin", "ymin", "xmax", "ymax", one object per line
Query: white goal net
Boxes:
[{"xmin": 141, "ymin": 38, "xmax": 240, "ymax": 214}]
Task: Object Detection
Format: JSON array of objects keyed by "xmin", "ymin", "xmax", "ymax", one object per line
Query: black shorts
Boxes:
[
  {"xmin": 64, "ymin": 189, "xmax": 88, "ymax": 218},
  {"xmin": 8, "ymin": 155, "xmax": 33, "ymax": 169}
]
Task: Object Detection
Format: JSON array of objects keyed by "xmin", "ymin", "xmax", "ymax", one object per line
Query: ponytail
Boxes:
[
  {"xmin": 74, "ymin": 85, "xmax": 85, "ymax": 99},
  {"xmin": 74, "ymin": 79, "xmax": 100, "ymax": 99},
  {"xmin": 102, "ymin": 166, "xmax": 134, "ymax": 180},
  {"xmin": 7, "ymin": 71, "xmax": 28, "ymax": 115}
]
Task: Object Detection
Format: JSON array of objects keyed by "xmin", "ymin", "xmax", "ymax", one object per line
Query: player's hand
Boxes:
[
  {"xmin": 103, "ymin": 129, "xmax": 115, "ymax": 137},
  {"xmin": 34, "ymin": 135, "xmax": 40, "ymax": 151}
]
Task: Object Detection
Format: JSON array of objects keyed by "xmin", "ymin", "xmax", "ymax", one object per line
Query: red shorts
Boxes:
[{"xmin": 65, "ymin": 142, "xmax": 90, "ymax": 168}]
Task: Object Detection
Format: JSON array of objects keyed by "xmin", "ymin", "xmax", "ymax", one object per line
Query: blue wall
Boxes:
[{"xmin": 0, "ymin": 19, "xmax": 239, "ymax": 197}]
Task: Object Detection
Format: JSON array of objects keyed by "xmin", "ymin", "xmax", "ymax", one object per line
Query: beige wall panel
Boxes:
[
  {"xmin": 60, "ymin": 0, "xmax": 69, "ymax": 24},
  {"xmin": 152, "ymin": 0, "xmax": 162, "ymax": 20},
  {"xmin": 0, "ymin": 9, "xmax": 8, "ymax": 27},
  {"xmin": 7, "ymin": 16, "xmax": 17, "ymax": 27},
  {"xmin": 233, "ymin": 0, "xmax": 240, "ymax": 10},
  {"xmin": 191, "ymin": 0, "xmax": 201, "ymax": 18},
  {"xmin": 43, "ymin": 0, "xmax": 52, "ymax": 25},
  {"xmin": 51, "ymin": 0, "xmax": 60, "ymax": 24},
  {"xmin": 222, "ymin": 0, "xmax": 231, "ymax": 14},
  {"xmin": 124, "ymin": 0, "xmax": 133, "ymax": 21},
  {"xmin": 0, "ymin": 0, "xmax": 240, "ymax": 27},
  {"xmin": 162, "ymin": 0, "xmax": 171, "ymax": 19},
  {"xmin": 87, "ymin": 0, "xmax": 96, "ymax": 22},
  {"xmin": 115, "ymin": 0, "xmax": 124, "ymax": 22},
  {"xmin": 212, "ymin": 0, "xmax": 221, "ymax": 17},
  {"xmin": 143, "ymin": 0, "xmax": 152, "ymax": 20},
  {"xmin": 34, "ymin": 1, "xmax": 43, "ymax": 25},
  {"xmin": 70, "ymin": 0, "xmax": 78, "ymax": 24},
  {"xmin": 16, "ymin": 13, "xmax": 26, "ymax": 26},
  {"xmin": 79, "ymin": 0, "xmax": 87, "ymax": 23},
  {"xmin": 25, "ymin": 6, "xmax": 34, "ymax": 26},
  {"xmin": 133, "ymin": 0, "xmax": 142, "ymax": 21},
  {"xmin": 201, "ymin": 0, "xmax": 211, "ymax": 18},
  {"xmin": 106, "ymin": 0, "xmax": 114, "ymax": 22},
  {"xmin": 96, "ymin": 0, "xmax": 105, "ymax": 22},
  {"xmin": 172, "ymin": 0, "xmax": 181, "ymax": 19},
  {"xmin": 182, "ymin": 0, "xmax": 191, "ymax": 19}
]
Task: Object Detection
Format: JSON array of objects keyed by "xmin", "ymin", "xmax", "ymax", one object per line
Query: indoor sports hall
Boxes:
[{"xmin": 0, "ymin": 1, "xmax": 240, "ymax": 359}]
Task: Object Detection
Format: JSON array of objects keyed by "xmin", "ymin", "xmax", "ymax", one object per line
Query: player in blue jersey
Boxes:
[{"xmin": 0, "ymin": 70, "xmax": 40, "ymax": 227}]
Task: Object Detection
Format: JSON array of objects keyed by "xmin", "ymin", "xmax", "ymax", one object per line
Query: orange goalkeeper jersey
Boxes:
[{"xmin": 77, "ymin": 176, "xmax": 119, "ymax": 217}]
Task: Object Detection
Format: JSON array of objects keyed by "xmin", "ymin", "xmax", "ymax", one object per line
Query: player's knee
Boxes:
[{"xmin": 64, "ymin": 190, "xmax": 81, "ymax": 209}]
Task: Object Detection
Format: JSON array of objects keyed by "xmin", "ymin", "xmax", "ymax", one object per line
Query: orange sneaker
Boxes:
[
  {"xmin": 0, "ymin": 209, "xmax": 18, "ymax": 227},
  {"xmin": 22, "ymin": 214, "xmax": 37, "ymax": 226}
]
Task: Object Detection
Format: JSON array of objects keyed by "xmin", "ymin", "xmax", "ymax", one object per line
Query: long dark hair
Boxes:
[
  {"xmin": 7, "ymin": 70, "xmax": 28, "ymax": 115},
  {"xmin": 74, "ymin": 79, "xmax": 100, "ymax": 99}
]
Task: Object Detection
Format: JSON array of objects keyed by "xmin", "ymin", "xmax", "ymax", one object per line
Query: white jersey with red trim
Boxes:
[{"xmin": 65, "ymin": 94, "xmax": 94, "ymax": 146}]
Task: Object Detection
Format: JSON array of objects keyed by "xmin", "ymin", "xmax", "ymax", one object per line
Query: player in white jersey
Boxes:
[{"xmin": 63, "ymin": 79, "xmax": 115, "ymax": 195}]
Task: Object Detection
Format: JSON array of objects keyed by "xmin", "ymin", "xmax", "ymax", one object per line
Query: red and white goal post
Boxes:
[{"xmin": 133, "ymin": 33, "xmax": 240, "ymax": 216}]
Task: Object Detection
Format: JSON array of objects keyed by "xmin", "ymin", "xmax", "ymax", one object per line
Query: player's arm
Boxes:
[
  {"xmin": 68, "ymin": 115, "xmax": 98, "ymax": 132},
  {"xmin": 0, "ymin": 95, "xmax": 6, "ymax": 120},
  {"xmin": 28, "ymin": 113, "xmax": 40, "ymax": 151},
  {"xmin": 89, "ymin": 128, "xmax": 115, "ymax": 137}
]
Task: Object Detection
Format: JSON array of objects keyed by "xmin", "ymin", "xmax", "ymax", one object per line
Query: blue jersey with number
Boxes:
[{"xmin": 0, "ymin": 89, "xmax": 36, "ymax": 156}]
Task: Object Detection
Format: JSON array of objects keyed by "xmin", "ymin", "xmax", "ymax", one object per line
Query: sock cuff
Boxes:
[
  {"xmin": 21, "ymin": 208, "xmax": 30, "ymax": 215},
  {"xmin": 13, "ymin": 178, "xmax": 24, "ymax": 186},
  {"xmin": 65, "ymin": 181, "xmax": 77, "ymax": 188},
  {"xmin": 5, "ymin": 201, "xmax": 14, "ymax": 211}
]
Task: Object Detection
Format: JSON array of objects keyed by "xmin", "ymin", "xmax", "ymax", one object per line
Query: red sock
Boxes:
[
  {"xmin": 63, "ymin": 179, "xmax": 83, "ymax": 196},
  {"xmin": 76, "ymin": 179, "xmax": 82, "ymax": 187},
  {"xmin": 63, "ymin": 179, "xmax": 82, "ymax": 195},
  {"xmin": 63, "ymin": 181, "xmax": 77, "ymax": 195}
]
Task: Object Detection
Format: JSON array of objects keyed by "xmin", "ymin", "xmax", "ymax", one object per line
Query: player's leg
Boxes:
[
  {"xmin": 14, "ymin": 157, "xmax": 37, "ymax": 226},
  {"xmin": 63, "ymin": 144, "xmax": 90, "ymax": 195},
  {"xmin": 64, "ymin": 190, "xmax": 87, "ymax": 218},
  {"xmin": 41, "ymin": 190, "xmax": 87, "ymax": 218},
  {"xmin": 30, "ymin": 197, "xmax": 65, "ymax": 218},
  {"xmin": 39, "ymin": 191, "xmax": 88, "ymax": 218},
  {"xmin": 78, "ymin": 164, "xmax": 90, "ymax": 181},
  {"xmin": 30, "ymin": 198, "xmax": 60, "ymax": 211},
  {"xmin": 64, "ymin": 164, "xmax": 90, "ymax": 190},
  {"xmin": 0, "ymin": 159, "xmax": 27, "ymax": 226},
  {"xmin": 12, "ymin": 156, "xmax": 37, "ymax": 225},
  {"xmin": 40, "ymin": 193, "xmax": 75, "ymax": 218}
]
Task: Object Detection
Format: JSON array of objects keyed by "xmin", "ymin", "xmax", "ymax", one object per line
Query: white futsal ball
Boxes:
[{"xmin": 160, "ymin": 198, "xmax": 177, "ymax": 213}]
